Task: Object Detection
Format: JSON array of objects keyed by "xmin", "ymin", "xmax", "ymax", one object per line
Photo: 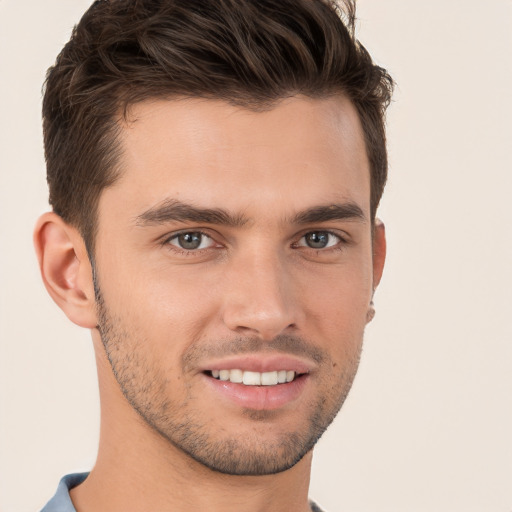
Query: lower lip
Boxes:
[{"xmin": 203, "ymin": 374, "xmax": 309, "ymax": 411}]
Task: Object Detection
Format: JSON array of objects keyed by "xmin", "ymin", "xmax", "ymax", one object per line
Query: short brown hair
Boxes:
[{"xmin": 43, "ymin": 0, "xmax": 393, "ymax": 253}]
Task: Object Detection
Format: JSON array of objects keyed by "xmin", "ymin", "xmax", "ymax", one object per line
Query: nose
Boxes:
[{"xmin": 221, "ymin": 249, "xmax": 302, "ymax": 341}]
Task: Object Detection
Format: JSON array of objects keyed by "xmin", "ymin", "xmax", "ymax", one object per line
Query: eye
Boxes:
[
  {"xmin": 167, "ymin": 231, "xmax": 215, "ymax": 251},
  {"xmin": 297, "ymin": 231, "xmax": 341, "ymax": 249}
]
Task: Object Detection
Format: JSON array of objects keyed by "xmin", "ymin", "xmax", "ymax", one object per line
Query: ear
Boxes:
[
  {"xmin": 372, "ymin": 218, "xmax": 386, "ymax": 290},
  {"xmin": 34, "ymin": 212, "xmax": 98, "ymax": 328}
]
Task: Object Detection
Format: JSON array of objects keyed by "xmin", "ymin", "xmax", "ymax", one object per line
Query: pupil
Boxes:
[
  {"xmin": 306, "ymin": 232, "xmax": 328, "ymax": 248},
  {"xmin": 179, "ymin": 232, "xmax": 202, "ymax": 249}
]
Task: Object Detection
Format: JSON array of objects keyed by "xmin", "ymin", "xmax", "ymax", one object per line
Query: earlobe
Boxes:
[
  {"xmin": 372, "ymin": 218, "xmax": 386, "ymax": 290},
  {"xmin": 34, "ymin": 212, "xmax": 98, "ymax": 328},
  {"xmin": 365, "ymin": 220, "xmax": 386, "ymax": 324}
]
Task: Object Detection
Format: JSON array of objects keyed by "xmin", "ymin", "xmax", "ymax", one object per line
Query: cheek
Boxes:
[
  {"xmin": 296, "ymin": 261, "xmax": 373, "ymax": 349},
  {"xmin": 102, "ymin": 262, "xmax": 221, "ymax": 346},
  {"xmin": 300, "ymin": 260, "xmax": 373, "ymax": 315}
]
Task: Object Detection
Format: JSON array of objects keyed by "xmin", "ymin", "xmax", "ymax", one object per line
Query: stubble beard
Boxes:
[{"xmin": 94, "ymin": 284, "xmax": 363, "ymax": 476}]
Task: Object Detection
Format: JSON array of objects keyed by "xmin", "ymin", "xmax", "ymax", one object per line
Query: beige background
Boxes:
[{"xmin": 1, "ymin": 1, "xmax": 511, "ymax": 511}]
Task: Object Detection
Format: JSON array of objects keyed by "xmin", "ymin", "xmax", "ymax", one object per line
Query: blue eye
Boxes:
[
  {"xmin": 298, "ymin": 231, "xmax": 340, "ymax": 249},
  {"xmin": 168, "ymin": 232, "xmax": 214, "ymax": 250}
]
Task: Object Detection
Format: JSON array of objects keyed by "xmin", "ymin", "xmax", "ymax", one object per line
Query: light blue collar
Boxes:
[{"xmin": 40, "ymin": 473, "xmax": 89, "ymax": 512}]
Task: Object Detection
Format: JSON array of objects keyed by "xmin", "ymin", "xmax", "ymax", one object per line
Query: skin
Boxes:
[{"xmin": 35, "ymin": 95, "xmax": 386, "ymax": 512}]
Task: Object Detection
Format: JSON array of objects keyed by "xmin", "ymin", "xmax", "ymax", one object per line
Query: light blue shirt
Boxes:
[
  {"xmin": 40, "ymin": 472, "xmax": 325, "ymax": 511},
  {"xmin": 40, "ymin": 473, "xmax": 88, "ymax": 512}
]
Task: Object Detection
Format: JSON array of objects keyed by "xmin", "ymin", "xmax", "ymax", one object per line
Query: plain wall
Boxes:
[{"xmin": 0, "ymin": 1, "xmax": 511, "ymax": 511}]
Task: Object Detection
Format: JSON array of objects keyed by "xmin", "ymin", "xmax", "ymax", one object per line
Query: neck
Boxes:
[{"xmin": 70, "ymin": 338, "xmax": 314, "ymax": 512}]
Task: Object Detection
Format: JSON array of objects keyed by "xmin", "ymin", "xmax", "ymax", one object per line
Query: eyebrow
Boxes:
[
  {"xmin": 135, "ymin": 199, "xmax": 366, "ymax": 227},
  {"xmin": 290, "ymin": 203, "xmax": 366, "ymax": 224},
  {"xmin": 135, "ymin": 199, "xmax": 249, "ymax": 227}
]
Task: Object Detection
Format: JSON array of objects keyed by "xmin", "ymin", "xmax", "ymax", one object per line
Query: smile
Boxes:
[
  {"xmin": 209, "ymin": 369, "xmax": 298, "ymax": 386},
  {"xmin": 202, "ymin": 359, "xmax": 311, "ymax": 409}
]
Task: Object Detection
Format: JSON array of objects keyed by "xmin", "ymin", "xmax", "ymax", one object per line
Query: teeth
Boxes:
[
  {"xmin": 229, "ymin": 369, "xmax": 243, "ymax": 383},
  {"xmin": 243, "ymin": 371, "xmax": 261, "ymax": 385},
  {"xmin": 261, "ymin": 371, "xmax": 278, "ymax": 386},
  {"xmin": 210, "ymin": 369, "xmax": 297, "ymax": 385}
]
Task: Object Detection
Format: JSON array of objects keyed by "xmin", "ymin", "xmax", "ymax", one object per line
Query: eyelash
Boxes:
[
  {"xmin": 292, "ymin": 231, "xmax": 346, "ymax": 251},
  {"xmin": 161, "ymin": 229, "xmax": 349, "ymax": 255},
  {"xmin": 162, "ymin": 230, "xmax": 218, "ymax": 254}
]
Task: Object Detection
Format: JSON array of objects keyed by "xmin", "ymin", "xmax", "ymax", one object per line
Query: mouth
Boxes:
[
  {"xmin": 199, "ymin": 355, "xmax": 314, "ymax": 410},
  {"xmin": 206, "ymin": 369, "xmax": 303, "ymax": 386}
]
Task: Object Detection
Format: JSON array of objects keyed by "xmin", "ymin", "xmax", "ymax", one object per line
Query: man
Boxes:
[{"xmin": 34, "ymin": 0, "xmax": 393, "ymax": 510}]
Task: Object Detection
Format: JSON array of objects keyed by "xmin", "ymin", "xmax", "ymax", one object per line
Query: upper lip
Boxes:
[{"xmin": 199, "ymin": 354, "xmax": 315, "ymax": 374}]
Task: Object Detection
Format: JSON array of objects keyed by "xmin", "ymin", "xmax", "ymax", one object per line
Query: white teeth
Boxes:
[
  {"xmin": 243, "ymin": 371, "xmax": 261, "ymax": 385},
  {"xmin": 261, "ymin": 371, "xmax": 278, "ymax": 386},
  {"xmin": 210, "ymin": 369, "xmax": 297, "ymax": 385},
  {"xmin": 229, "ymin": 369, "xmax": 243, "ymax": 383}
]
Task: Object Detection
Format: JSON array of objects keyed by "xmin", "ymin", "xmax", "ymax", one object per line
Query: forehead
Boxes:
[{"xmin": 101, "ymin": 95, "xmax": 370, "ymax": 221}]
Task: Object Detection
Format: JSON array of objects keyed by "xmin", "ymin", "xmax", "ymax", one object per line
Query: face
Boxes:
[{"xmin": 92, "ymin": 95, "xmax": 383, "ymax": 475}]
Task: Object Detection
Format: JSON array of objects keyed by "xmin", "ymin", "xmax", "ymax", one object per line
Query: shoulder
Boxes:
[{"xmin": 40, "ymin": 473, "xmax": 89, "ymax": 512}]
